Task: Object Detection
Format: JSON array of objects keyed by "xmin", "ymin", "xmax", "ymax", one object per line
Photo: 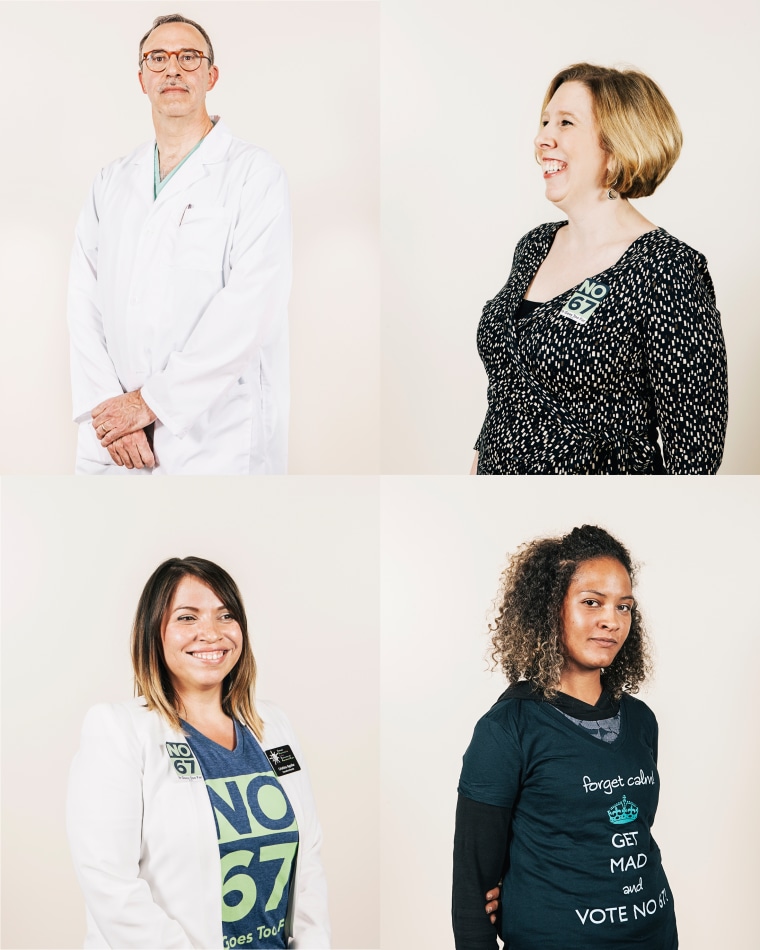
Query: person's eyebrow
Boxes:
[{"xmin": 579, "ymin": 589, "xmax": 635, "ymax": 600}]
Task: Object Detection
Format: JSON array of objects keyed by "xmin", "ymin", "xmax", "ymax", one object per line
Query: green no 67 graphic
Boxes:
[
  {"xmin": 560, "ymin": 278, "xmax": 611, "ymax": 325},
  {"xmin": 221, "ymin": 842, "xmax": 298, "ymax": 922}
]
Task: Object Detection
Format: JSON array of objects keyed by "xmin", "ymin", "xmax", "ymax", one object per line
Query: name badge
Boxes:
[
  {"xmin": 559, "ymin": 278, "xmax": 610, "ymax": 325},
  {"xmin": 265, "ymin": 745, "xmax": 301, "ymax": 777},
  {"xmin": 165, "ymin": 741, "xmax": 202, "ymax": 780}
]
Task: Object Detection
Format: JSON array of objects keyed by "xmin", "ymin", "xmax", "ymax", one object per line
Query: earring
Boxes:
[{"xmin": 607, "ymin": 188, "xmax": 618, "ymax": 201}]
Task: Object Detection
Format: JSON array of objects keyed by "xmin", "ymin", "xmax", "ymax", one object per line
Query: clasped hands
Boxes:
[{"xmin": 91, "ymin": 391, "xmax": 158, "ymax": 469}]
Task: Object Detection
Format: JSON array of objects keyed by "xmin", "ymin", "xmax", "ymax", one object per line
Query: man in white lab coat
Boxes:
[{"xmin": 68, "ymin": 14, "xmax": 291, "ymax": 474}]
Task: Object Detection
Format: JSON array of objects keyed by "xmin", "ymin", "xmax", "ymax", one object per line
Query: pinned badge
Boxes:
[
  {"xmin": 165, "ymin": 741, "xmax": 202, "ymax": 779},
  {"xmin": 265, "ymin": 745, "xmax": 301, "ymax": 777},
  {"xmin": 559, "ymin": 278, "xmax": 610, "ymax": 325}
]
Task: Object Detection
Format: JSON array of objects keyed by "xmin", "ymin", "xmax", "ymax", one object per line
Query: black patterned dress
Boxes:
[{"xmin": 475, "ymin": 222, "xmax": 728, "ymax": 474}]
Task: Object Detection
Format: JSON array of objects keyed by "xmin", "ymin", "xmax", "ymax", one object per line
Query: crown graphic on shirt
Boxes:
[{"xmin": 607, "ymin": 795, "xmax": 639, "ymax": 825}]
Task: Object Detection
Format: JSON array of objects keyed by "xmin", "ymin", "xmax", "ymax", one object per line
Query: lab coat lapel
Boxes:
[
  {"xmin": 152, "ymin": 119, "xmax": 232, "ymax": 207},
  {"xmin": 124, "ymin": 141, "xmax": 156, "ymax": 219}
]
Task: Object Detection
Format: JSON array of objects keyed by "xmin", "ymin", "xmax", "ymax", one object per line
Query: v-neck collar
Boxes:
[
  {"xmin": 524, "ymin": 222, "xmax": 665, "ymax": 309},
  {"xmin": 181, "ymin": 717, "xmax": 240, "ymax": 755},
  {"xmin": 541, "ymin": 695, "xmax": 628, "ymax": 750}
]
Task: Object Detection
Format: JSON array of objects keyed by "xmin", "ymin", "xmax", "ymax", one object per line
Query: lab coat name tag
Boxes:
[
  {"xmin": 166, "ymin": 741, "xmax": 203, "ymax": 780},
  {"xmin": 560, "ymin": 278, "xmax": 610, "ymax": 325},
  {"xmin": 265, "ymin": 745, "xmax": 301, "ymax": 777}
]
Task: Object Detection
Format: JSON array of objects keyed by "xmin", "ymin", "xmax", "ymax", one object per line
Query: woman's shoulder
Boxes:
[
  {"xmin": 483, "ymin": 682, "xmax": 544, "ymax": 724},
  {"xmin": 79, "ymin": 697, "xmax": 174, "ymax": 738},
  {"xmin": 257, "ymin": 698, "xmax": 292, "ymax": 729},
  {"xmin": 631, "ymin": 227, "xmax": 710, "ymax": 271},
  {"xmin": 80, "ymin": 696, "xmax": 145, "ymax": 722},
  {"xmin": 256, "ymin": 699, "xmax": 303, "ymax": 746},
  {"xmin": 515, "ymin": 220, "xmax": 567, "ymax": 250},
  {"xmin": 620, "ymin": 692, "xmax": 658, "ymax": 725}
]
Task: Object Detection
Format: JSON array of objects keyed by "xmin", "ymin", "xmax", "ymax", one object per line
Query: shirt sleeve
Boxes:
[
  {"xmin": 458, "ymin": 714, "xmax": 522, "ymax": 808},
  {"xmin": 66, "ymin": 704, "xmax": 195, "ymax": 948},
  {"xmin": 452, "ymin": 711, "xmax": 522, "ymax": 948},
  {"xmin": 67, "ymin": 174, "xmax": 126, "ymax": 423},
  {"xmin": 643, "ymin": 248, "xmax": 728, "ymax": 474},
  {"xmin": 452, "ymin": 795, "xmax": 511, "ymax": 950},
  {"xmin": 140, "ymin": 162, "xmax": 292, "ymax": 438}
]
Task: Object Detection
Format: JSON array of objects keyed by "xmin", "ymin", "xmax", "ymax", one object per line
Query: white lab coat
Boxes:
[
  {"xmin": 67, "ymin": 698, "xmax": 330, "ymax": 949},
  {"xmin": 68, "ymin": 119, "xmax": 291, "ymax": 475}
]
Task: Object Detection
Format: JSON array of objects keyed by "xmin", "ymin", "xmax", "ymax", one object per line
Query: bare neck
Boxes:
[
  {"xmin": 558, "ymin": 195, "xmax": 655, "ymax": 253},
  {"xmin": 558, "ymin": 668, "xmax": 604, "ymax": 706},
  {"xmin": 153, "ymin": 109, "xmax": 213, "ymax": 165},
  {"xmin": 174, "ymin": 683, "xmax": 230, "ymax": 730}
]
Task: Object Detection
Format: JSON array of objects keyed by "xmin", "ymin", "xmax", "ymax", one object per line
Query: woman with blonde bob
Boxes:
[
  {"xmin": 452, "ymin": 525, "xmax": 677, "ymax": 949},
  {"xmin": 67, "ymin": 557, "xmax": 330, "ymax": 949},
  {"xmin": 472, "ymin": 64, "xmax": 727, "ymax": 475}
]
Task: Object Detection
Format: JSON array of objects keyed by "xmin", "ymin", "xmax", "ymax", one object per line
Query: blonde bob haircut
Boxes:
[
  {"xmin": 542, "ymin": 63, "xmax": 683, "ymax": 199},
  {"xmin": 131, "ymin": 556, "xmax": 263, "ymax": 740}
]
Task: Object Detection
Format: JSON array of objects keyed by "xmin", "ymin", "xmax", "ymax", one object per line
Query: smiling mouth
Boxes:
[
  {"xmin": 543, "ymin": 160, "xmax": 567, "ymax": 177},
  {"xmin": 188, "ymin": 650, "xmax": 229, "ymax": 661}
]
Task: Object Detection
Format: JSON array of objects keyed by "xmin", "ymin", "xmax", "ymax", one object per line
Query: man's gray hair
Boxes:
[{"xmin": 138, "ymin": 13, "xmax": 215, "ymax": 66}]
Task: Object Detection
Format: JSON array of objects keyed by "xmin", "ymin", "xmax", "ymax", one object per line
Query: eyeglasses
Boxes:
[{"xmin": 141, "ymin": 49, "xmax": 210, "ymax": 72}]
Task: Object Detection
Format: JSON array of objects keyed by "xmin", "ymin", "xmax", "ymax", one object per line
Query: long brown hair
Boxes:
[{"xmin": 131, "ymin": 556, "xmax": 263, "ymax": 739}]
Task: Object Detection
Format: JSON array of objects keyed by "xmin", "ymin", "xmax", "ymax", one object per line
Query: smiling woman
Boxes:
[
  {"xmin": 452, "ymin": 525, "xmax": 676, "ymax": 950},
  {"xmin": 67, "ymin": 556, "xmax": 330, "ymax": 949},
  {"xmin": 472, "ymin": 63, "xmax": 728, "ymax": 475}
]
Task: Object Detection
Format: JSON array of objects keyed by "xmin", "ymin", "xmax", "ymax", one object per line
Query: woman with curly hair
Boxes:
[{"xmin": 452, "ymin": 525, "xmax": 677, "ymax": 949}]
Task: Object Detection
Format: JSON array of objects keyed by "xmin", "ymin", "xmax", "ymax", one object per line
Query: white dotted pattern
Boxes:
[{"xmin": 475, "ymin": 222, "xmax": 728, "ymax": 474}]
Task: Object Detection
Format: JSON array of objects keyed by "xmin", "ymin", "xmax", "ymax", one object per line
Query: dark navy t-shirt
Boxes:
[
  {"xmin": 459, "ymin": 692, "xmax": 677, "ymax": 949},
  {"xmin": 181, "ymin": 720, "xmax": 299, "ymax": 949}
]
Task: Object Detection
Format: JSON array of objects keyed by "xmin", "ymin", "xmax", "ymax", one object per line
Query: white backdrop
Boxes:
[
  {"xmin": 381, "ymin": 476, "xmax": 760, "ymax": 949},
  {"xmin": 0, "ymin": 1, "xmax": 380, "ymax": 474},
  {"xmin": 1, "ymin": 476, "xmax": 380, "ymax": 949},
  {"xmin": 381, "ymin": 0, "xmax": 760, "ymax": 473}
]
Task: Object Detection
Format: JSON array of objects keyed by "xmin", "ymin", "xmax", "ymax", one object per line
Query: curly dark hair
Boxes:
[{"xmin": 489, "ymin": 525, "xmax": 652, "ymax": 699}]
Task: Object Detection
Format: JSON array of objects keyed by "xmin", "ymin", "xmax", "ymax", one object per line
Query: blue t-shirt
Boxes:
[
  {"xmin": 459, "ymin": 693, "xmax": 677, "ymax": 949},
  {"xmin": 181, "ymin": 720, "xmax": 299, "ymax": 949}
]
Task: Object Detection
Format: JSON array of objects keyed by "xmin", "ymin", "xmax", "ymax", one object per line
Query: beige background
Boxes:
[
  {"xmin": 381, "ymin": 475, "xmax": 760, "ymax": 949},
  {"xmin": 0, "ymin": 1, "xmax": 380, "ymax": 475},
  {"xmin": 382, "ymin": 0, "xmax": 760, "ymax": 473},
  {"xmin": 1, "ymin": 476, "xmax": 380, "ymax": 949}
]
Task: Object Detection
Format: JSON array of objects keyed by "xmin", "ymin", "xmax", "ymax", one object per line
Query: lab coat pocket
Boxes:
[{"xmin": 173, "ymin": 206, "xmax": 233, "ymax": 272}]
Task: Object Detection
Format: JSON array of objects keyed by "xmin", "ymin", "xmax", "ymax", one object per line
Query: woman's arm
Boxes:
[
  {"xmin": 288, "ymin": 770, "xmax": 331, "ymax": 950},
  {"xmin": 470, "ymin": 451, "xmax": 479, "ymax": 475},
  {"xmin": 66, "ymin": 704, "xmax": 195, "ymax": 948},
  {"xmin": 260, "ymin": 703, "xmax": 331, "ymax": 949},
  {"xmin": 452, "ymin": 795, "xmax": 511, "ymax": 950},
  {"xmin": 454, "ymin": 712, "xmax": 522, "ymax": 950},
  {"xmin": 645, "ymin": 248, "xmax": 728, "ymax": 473}
]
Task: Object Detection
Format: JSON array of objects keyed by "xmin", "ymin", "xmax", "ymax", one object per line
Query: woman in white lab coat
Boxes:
[{"xmin": 67, "ymin": 557, "xmax": 330, "ymax": 949}]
